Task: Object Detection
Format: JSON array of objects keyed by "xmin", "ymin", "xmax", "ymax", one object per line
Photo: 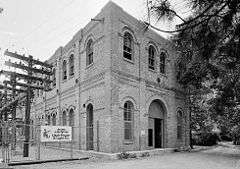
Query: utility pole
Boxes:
[{"xmin": 1, "ymin": 50, "xmax": 53, "ymax": 157}]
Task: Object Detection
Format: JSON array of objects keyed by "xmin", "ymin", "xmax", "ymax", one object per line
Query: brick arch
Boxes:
[
  {"xmin": 84, "ymin": 98, "xmax": 94, "ymax": 110},
  {"xmin": 146, "ymin": 95, "xmax": 168, "ymax": 148},
  {"xmin": 122, "ymin": 26, "xmax": 139, "ymax": 44},
  {"xmin": 146, "ymin": 95, "xmax": 168, "ymax": 114},
  {"xmin": 121, "ymin": 96, "xmax": 137, "ymax": 110},
  {"xmin": 176, "ymin": 107, "xmax": 185, "ymax": 117},
  {"xmin": 68, "ymin": 105, "xmax": 76, "ymax": 111},
  {"xmin": 159, "ymin": 48, "xmax": 169, "ymax": 59},
  {"xmin": 146, "ymin": 41, "xmax": 160, "ymax": 54},
  {"xmin": 84, "ymin": 34, "xmax": 95, "ymax": 49}
]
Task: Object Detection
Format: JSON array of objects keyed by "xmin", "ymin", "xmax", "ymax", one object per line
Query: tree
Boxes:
[{"xmin": 148, "ymin": 0, "xmax": 240, "ymax": 144}]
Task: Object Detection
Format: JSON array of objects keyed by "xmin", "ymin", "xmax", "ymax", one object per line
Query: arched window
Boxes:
[
  {"xmin": 69, "ymin": 109, "xmax": 74, "ymax": 126},
  {"xmin": 62, "ymin": 60, "xmax": 67, "ymax": 80},
  {"xmin": 160, "ymin": 52, "xmax": 166, "ymax": 74},
  {"xmin": 52, "ymin": 68, "xmax": 56, "ymax": 86},
  {"xmin": 52, "ymin": 114, "xmax": 56, "ymax": 126},
  {"xmin": 148, "ymin": 45, "xmax": 156, "ymax": 70},
  {"xmin": 177, "ymin": 111, "xmax": 184, "ymax": 140},
  {"xmin": 86, "ymin": 39, "xmax": 93, "ymax": 66},
  {"xmin": 123, "ymin": 32, "xmax": 133, "ymax": 61},
  {"xmin": 62, "ymin": 111, "xmax": 67, "ymax": 126},
  {"xmin": 124, "ymin": 101, "xmax": 134, "ymax": 140},
  {"xmin": 69, "ymin": 54, "xmax": 74, "ymax": 76}
]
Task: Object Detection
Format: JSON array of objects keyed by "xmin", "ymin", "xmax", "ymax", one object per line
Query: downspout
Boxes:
[
  {"xmin": 137, "ymin": 41, "xmax": 141, "ymax": 151},
  {"xmin": 78, "ymin": 29, "xmax": 83, "ymax": 150},
  {"xmin": 58, "ymin": 47, "xmax": 62, "ymax": 126}
]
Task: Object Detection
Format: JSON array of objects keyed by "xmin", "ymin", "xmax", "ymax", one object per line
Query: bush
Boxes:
[
  {"xmin": 193, "ymin": 132, "xmax": 220, "ymax": 146},
  {"xmin": 220, "ymin": 134, "xmax": 232, "ymax": 142},
  {"xmin": 140, "ymin": 152, "xmax": 150, "ymax": 157},
  {"xmin": 117, "ymin": 152, "xmax": 137, "ymax": 159},
  {"xmin": 231, "ymin": 126, "xmax": 240, "ymax": 145}
]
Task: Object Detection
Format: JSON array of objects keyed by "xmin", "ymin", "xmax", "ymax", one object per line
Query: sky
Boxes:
[{"xmin": 0, "ymin": 0, "xmax": 190, "ymax": 83}]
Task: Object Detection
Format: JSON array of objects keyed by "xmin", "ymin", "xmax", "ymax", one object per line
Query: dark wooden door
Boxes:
[
  {"xmin": 154, "ymin": 118, "xmax": 162, "ymax": 148},
  {"xmin": 86, "ymin": 104, "xmax": 94, "ymax": 150}
]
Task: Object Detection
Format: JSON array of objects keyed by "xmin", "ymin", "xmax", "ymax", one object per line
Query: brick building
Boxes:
[{"xmin": 32, "ymin": 1, "xmax": 189, "ymax": 153}]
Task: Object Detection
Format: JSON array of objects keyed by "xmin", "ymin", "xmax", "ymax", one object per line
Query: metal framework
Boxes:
[{"xmin": 0, "ymin": 50, "xmax": 53, "ymax": 157}]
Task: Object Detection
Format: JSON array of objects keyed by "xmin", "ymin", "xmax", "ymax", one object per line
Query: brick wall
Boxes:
[{"xmin": 32, "ymin": 1, "xmax": 189, "ymax": 153}]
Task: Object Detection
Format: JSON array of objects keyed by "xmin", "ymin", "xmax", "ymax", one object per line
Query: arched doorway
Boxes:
[
  {"xmin": 148, "ymin": 100, "xmax": 166, "ymax": 148},
  {"xmin": 86, "ymin": 104, "xmax": 94, "ymax": 150}
]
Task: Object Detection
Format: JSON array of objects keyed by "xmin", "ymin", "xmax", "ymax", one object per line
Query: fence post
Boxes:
[
  {"xmin": 70, "ymin": 126, "xmax": 73, "ymax": 159},
  {"xmin": 97, "ymin": 120, "xmax": 99, "ymax": 152},
  {"xmin": 2, "ymin": 122, "xmax": 6, "ymax": 163},
  {"xmin": 12, "ymin": 121, "xmax": 16, "ymax": 151},
  {"xmin": 36, "ymin": 124, "xmax": 41, "ymax": 160},
  {"xmin": 1, "ymin": 122, "xmax": 4, "ymax": 163}
]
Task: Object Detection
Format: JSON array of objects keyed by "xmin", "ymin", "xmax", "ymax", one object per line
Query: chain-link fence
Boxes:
[{"xmin": 0, "ymin": 121, "xmax": 98, "ymax": 164}]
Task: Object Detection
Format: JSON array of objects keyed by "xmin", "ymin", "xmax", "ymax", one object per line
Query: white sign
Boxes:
[
  {"xmin": 141, "ymin": 130, "xmax": 146, "ymax": 136},
  {"xmin": 41, "ymin": 126, "xmax": 72, "ymax": 142}
]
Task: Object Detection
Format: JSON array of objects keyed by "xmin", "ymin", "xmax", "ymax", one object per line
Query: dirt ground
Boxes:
[{"xmin": 7, "ymin": 142, "xmax": 240, "ymax": 169}]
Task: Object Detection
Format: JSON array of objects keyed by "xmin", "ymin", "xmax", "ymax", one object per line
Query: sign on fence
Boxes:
[{"xmin": 40, "ymin": 126, "xmax": 72, "ymax": 142}]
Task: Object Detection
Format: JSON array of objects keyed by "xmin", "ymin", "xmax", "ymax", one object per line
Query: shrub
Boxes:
[
  {"xmin": 231, "ymin": 126, "xmax": 240, "ymax": 145},
  {"xmin": 220, "ymin": 134, "xmax": 232, "ymax": 142},
  {"xmin": 117, "ymin": 152, "xmax": 137, "ymax": 159},
  {"xmin": 140, "ymin": 152, "xmax": 150, "ymax": 157},
  {"xmin": 193, "ymin": 132, "xmax": 220, "ymax": 146}
]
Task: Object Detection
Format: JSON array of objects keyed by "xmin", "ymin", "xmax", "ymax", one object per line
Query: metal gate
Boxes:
[{"xmin": 0, "ymin": 121, "xmax": 88, "ymax": 164}]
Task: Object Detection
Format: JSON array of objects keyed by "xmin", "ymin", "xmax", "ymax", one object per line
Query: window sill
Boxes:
[
  {"xmin": 148, "ymin": 68, "xmax": 156, "ymax": 73},
  {"xmin": 123, "ymin": 57, "xmax": 134, "ymax": 64},
  {"xmin": 69, "ymin": 75, "xmax": 75, "ymax": 79},
  {"xmin": 123, "ymin": 140, "xmax": 134, "ymax": 145},
  {"xmin": 86, "ymin": 63, "xmax": 94, "ymax": 69}
]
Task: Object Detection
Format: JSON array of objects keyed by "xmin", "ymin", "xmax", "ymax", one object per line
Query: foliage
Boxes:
[
  {"xmin": 140, "ymin": 152, "xmax": 150, "ymax": 157},
  {"xmin": 149, "ymin": 0, "xmax": 240, "ymax": 143},
  {"xmin": 192, "ymin": 132, "xmax": 220, "ymax": 146},
  {"xmin": 117, "ymin": 152, "xmax": 137, "ymax": 159},
  {"xmin": 188, "ymin": 88, "xmax": 213, "ymax": 133},
  {"xmin": 231, "ymin": 125, "xmax": 240, "ymax": 145}
]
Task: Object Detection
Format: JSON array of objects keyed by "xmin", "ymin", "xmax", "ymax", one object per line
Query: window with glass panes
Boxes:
[
  {"xmin": 69, "ymin": 54, "xmax": 74, "ymax": 76},
  {"xmin": 62, "ymin": 60, "xmax": 67, "ymax": 80},
  {"xmin": 62, "ymin": 111, "xmax": 67, "ymax": 126},
  {"xmin": 86, "ymin": 39, "xmax": 93, "ymax": 66},
  {"xmin": 52, "ymin": 114, "xmax": 56, "ymax": 126},
  {"xmin": 124, "ymin": 101, "xmax": 134, "ymax": 140},
  {"xmin": 160, "ymin": 52, "xmax": 166, "ymax": 74},
  {"xmin": 123, "ymin": 32, "xmax": 133, "ymax": 61},
  {"xmin": 148, "ymin": 45, "xmax": 156, "ymax": 70},
  {"xmin": 52, "ymin": 68, "xmax": 56, "ymax": 86},
  {"xmin": 177, "ymin": 111, "xmax": 184, "ymax": 139},
  {"xmin": 69, "ymin": 109, "xmax": 74, "ymax": 126}
]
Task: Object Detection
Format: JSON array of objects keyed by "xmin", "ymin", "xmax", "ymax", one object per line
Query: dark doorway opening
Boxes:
[
  {"xmin": 86, "ymin": 104, "xmax": 94, "ymax": 150},
  {"xmin": 154, "ymin": 118, "xmax": 162, "ymax": 148}
]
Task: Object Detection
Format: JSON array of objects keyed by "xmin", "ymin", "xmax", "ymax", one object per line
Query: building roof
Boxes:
[{"xmin": 47, "ymin": 1, "xmax": 172, "ymax": 62}]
